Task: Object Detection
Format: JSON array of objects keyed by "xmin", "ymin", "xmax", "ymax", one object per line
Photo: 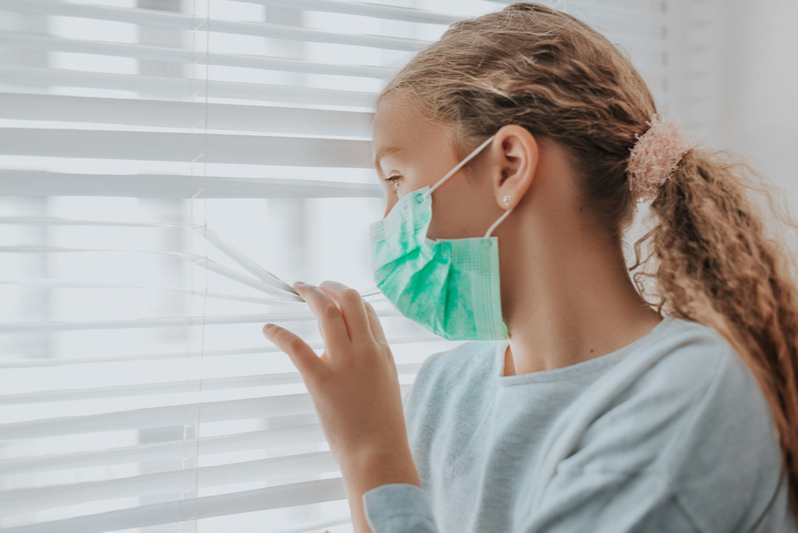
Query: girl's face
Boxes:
[{"xmin": 372, "ymin": 94, "xmax": 504, "ymax": 241}]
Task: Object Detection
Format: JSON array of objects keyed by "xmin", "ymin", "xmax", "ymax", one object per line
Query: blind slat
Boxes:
[
  {"xmin": 199, "ymin": 226, "xmax": 299, "ymax": 294},
  {"xmin": 0, "ymin": 171, "xmax": 382, "ymax": 199},
  {"xmin": 0, "ymin": 425, "xmax": 327, "ymax": 475},
  {"xmin": 0, "ymin": 309, "xmax": 400, "ymax": 333},
  {"xmin": 0, "ymin": 375, "xmax": 302, "ymax": 405},
  {"xmin": 0, "ymin": 66, "xmax": 377, "ymax": 107},
  {"xmin": 2, "ymin": 452, "xmax": 340, "ymax": 516},
  {"xmin": 238, "ymin": 0, "xmax": 459, "ymax": 24},
  {"xmin": 0, "ymin": 384, "xmax": 412, "ymax": 439},
  {"xmin": 0, "ymin": 478, "xmax": 347, "ymax": 533},
  {"xmin": 0, "ymin": 363, "xmax": 420, "ymax": 405},
  {"xmin": 0, "ymin": 31, "xmax": 395, "ymax": 79},
  {"xmin": 0, "ymin": 217, "xmax": 193, "ymax": 227},
  {"xmin": 0, "ymin": 394, "xmax": 316, "ymax": 439},
  {"xmin": 271, "ymin": 517, "xmax": 353, "ymax": 533},
  {"xmin": 0, "ymin": 130, "xmax": 373, "ymax": 167},
  {"xmin": 0, "ymin": 94, "xmax": 373, "ymax": 136},
  {"xmin": 0, "ymin": 336, "xmax": 445, "ymax": 368},
  {"xmin": 0, "ymin": 0, "xmax": 424, "ymax": 51},
  {"xmin": 0, "ymin": 280, "xmax": 308, "ymax": 307},
  {"xmin": 0, "ymin": 249, "xmax": 306, "ymax": 300}
]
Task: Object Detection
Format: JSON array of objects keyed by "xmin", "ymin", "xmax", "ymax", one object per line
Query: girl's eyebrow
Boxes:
[{"xmin": 373, "ymin": 146, "xmax": 403, "ymax": 173}]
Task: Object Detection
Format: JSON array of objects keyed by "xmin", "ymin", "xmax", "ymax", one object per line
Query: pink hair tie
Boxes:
[{"xmin": 627, "ymin": 114, "xmax": 693, "ymax": 204}]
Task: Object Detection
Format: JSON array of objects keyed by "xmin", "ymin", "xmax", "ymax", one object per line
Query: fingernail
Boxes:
[
  {"xmin": 293, "ymin": 281, "xmax": 306, "ymax": 288},
  {"xmin": 262, "ymin": 323, "xmax": 275, "ymax": 336}
]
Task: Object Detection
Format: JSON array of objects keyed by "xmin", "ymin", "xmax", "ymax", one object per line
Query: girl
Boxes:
[{"xmin": 263, "ymin": 3, "xmax": 797, "ymax": 532}]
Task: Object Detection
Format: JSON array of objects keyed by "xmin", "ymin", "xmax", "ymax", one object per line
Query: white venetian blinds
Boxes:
[{"xmin": 0, "ymin": 1, "xmax": 681, "ymax": 532}]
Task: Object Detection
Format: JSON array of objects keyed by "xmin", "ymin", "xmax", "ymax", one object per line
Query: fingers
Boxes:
[
  {"xmin": 293, "ymin": 281, "xmax": 351, "ymax": 349},
  {"xmin": 364, "ymin": 300, "xmax": 389, "ymax": 346},
  {"xmin": 318, "ymin": 280, "xmax": 374, "ymax": 343},
  {"xmin": 262, "ymin": 323, "xmax": 321, "ymax": 378}
]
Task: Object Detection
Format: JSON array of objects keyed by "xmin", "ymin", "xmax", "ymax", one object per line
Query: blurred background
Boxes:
[{"xmin": 0, "ymin": 0, "xmax": 795, "ymax": 532}]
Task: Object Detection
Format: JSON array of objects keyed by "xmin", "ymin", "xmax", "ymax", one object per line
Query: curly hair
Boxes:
[{"xmin": 379, "ymin": 2, "xmax": 798, "ymax": 517}]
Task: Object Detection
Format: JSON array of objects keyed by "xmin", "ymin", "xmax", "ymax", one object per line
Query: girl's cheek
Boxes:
[{"xmin": 383, "ymin": 196, "xmax": 398, "ymax": 218}]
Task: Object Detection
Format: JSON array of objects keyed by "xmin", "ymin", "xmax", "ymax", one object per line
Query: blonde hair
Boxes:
[{"xmin": 380, "ymin": 2, "xmax": 798, "ymax": 517}]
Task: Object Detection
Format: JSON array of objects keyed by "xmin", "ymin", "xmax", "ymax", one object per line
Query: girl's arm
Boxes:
[
  {"xmin": 341, "ymin": 451, "xmax": 421, "ymax": 532},
  {"xmin": 262, "ymin": 280, "xmax": 420, "ymax": 533}
]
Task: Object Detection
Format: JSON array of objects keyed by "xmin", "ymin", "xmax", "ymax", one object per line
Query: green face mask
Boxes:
[{"xmin": 370, "ymin": 136, "xmax": 511, "ymax": 341}]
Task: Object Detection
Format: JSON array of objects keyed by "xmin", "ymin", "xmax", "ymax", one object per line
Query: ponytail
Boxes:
[{"xmin": 635, "ymin": 148, "xmax": 798, "ymax": 517}]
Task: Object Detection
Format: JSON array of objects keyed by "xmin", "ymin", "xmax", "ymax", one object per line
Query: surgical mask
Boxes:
[{"xmin": 370, "ymin": 135, "xmax": 512, "ymax": 341}]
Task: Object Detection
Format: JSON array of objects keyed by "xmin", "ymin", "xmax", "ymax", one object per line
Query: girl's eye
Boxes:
[{"xmin": 384, "ymin": 175, "xmax": 403, "ymax": 190}]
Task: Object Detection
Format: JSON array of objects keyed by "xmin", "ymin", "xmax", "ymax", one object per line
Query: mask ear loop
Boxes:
[
  {"xmin": 484, "ymin": 206, "xmax": 513, "ymax": 238},
  {"xmin": 427, "ymin": 135, "xmax": 496, "ymax": 195},
  {"xmin": 422, "ymin": 134, "xmax": 512, "ymax": 238}
]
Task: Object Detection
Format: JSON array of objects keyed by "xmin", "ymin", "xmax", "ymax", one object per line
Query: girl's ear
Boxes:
[{"xmin": 491, "ymin": 124, "xmax": 538, "ymax": 210}]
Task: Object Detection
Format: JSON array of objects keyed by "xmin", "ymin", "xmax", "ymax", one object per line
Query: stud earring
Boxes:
[{"xmin": 503, "ymin": 195, "xmax": 512, "ymax": 207}]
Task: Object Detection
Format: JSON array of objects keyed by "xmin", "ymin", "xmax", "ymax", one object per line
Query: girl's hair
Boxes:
[{"xmin": 380, "ymin": 2, "xmax": 798, "ymax": 517}]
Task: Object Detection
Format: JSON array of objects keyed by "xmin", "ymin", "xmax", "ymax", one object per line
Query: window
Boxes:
[{"xmin": 0, "ymin": 1, "xmax": 748, "ymax": 531}]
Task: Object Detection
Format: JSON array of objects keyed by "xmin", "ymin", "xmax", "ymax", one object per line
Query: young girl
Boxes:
[{"xmin": 263, "ymin": 3, "xmax": 797, "ymax": 531}]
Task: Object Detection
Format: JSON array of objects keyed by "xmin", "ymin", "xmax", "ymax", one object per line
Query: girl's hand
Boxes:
[{"xmin": 262, "ymin": 280, "xmax": 410, "ymax": 471}]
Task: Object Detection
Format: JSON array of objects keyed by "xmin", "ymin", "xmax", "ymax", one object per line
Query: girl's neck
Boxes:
[
  {"xmin": 500, "ymin": 234, "xmax": 662, "ymax": 376},
  {"xmin": 495, "ymin": 147, "xmax": 662, "ymax": 376}
]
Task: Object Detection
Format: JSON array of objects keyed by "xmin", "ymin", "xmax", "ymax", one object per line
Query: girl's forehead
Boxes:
[
  {"xmin": 372, "ymin": 95, "xmax": 451, "ymax": 159},
  {"xmin": 373, "ymin": 96, "xmax": 427, "ymax": 137}
]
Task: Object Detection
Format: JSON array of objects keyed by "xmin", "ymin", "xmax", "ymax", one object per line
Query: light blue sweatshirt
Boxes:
[{"xmin": 363, "ymin": 316, "xmax": 796, "ymax": 532}]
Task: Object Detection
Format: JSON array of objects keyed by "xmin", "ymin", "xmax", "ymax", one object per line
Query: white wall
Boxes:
[{"xmin": 715, "ymin": 0, "xmax": 797, "ymax": 235}]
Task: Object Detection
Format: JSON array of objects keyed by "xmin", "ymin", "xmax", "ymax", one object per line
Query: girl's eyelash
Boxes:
[{"xmin": 385, "ymin": 175, "xmax": 402, "ymax": 190}]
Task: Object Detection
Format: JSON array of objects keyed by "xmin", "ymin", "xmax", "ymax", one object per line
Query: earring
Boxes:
[{"xmin": 503, "ymin": 195, "xmax": 512, "ymax": 207}]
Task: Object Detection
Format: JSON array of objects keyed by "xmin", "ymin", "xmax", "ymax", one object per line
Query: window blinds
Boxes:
[{"xmin": 0, "ymin": 1, "xmax": 682, "ymax": 531}]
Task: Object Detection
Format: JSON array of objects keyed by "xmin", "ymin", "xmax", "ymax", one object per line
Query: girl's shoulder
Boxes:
[
  {"xmin": 402, "ymin": 340, "xmax": 503, "ymax": 422},
  {"xmin": 575, "ymin": 316, "xmax": 776, "ymax": 463},
  {"xmin": 563, "ymin": 316, "xmax": 787, "ymax": 531},
  {"xmin": 626, "ymin": 316, "xmax": 772, "ymax": 434},
  {"xmin": 415, "ymin": 340, "xmax": 502, "ymax": 380},
  {"xmin": 408, "ymin": 341, "xmax": 502, "ymax": 397}
]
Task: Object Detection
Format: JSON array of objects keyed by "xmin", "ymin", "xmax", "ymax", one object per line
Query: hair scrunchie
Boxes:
[{"xmin": 627, "ymin": 114, "xmax": 693, "ymax": 204}]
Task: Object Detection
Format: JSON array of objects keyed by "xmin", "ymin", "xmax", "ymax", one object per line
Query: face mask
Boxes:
[{"xmin": 370, "ymin": 135, "xmax": 512, "ymax": 341}]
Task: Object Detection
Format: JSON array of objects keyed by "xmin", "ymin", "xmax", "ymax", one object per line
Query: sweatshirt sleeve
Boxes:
[{"xmin": 363, "ymin": 484, "xmax": 438, "ymax": 533}]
